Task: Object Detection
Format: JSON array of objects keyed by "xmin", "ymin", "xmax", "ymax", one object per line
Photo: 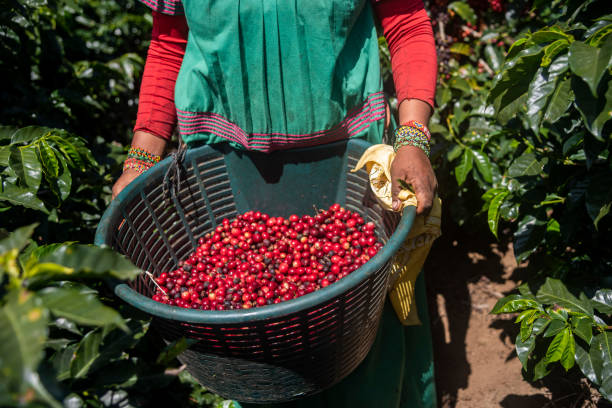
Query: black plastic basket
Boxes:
[{"xmin": 94, "ymin": 139, "xmax": 415, "ymax": 403}]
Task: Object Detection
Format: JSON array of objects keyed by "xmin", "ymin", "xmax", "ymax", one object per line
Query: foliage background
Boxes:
[{"xmin": 0, "ymin": 0, "xmax": 610, "ymax": 405}]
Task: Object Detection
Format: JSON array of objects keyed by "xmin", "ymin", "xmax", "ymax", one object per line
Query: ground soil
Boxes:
[{"xmin": 424, "ymin": 223, "xmax": 610, "ymax": 408}]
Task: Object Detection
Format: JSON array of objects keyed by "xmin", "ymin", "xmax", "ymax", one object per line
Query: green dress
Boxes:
[{"xmin": 137, "ymin": 0, "xmax": 437, "ymax": 406}]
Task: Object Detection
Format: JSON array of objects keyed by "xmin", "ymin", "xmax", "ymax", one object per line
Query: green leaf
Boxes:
[
  {"xmin": 568, "ymin": 37, "xmax": 612, "ymax": 97},
  {"xmin": 471, "ymin": 149, "xmax": 493, "ymax": 183},
  {"xmin": 543, "ymin": 77, "xmax": 573, "ymax": 123},
  {"xmin": 38, "ymin": 287, "xmax": 127, "ymax": 330},
  {"xmin": 533, "ymin": 357, "xmax": 551, "ymax": 381},
  {"xmin": 513, "ymin": 214, "xmax": 547, "ymax": 262},
  {"xmin": 533, "ymin": 317, "xmax": 551, "ymax": 335},
  {"xmin": 0, "ymin": 224, "xmax": 37, "ymax": 255},
  {"xmin": 520, "ymin": 315, "xmax": 535, "ymax": 342},
  {"xmin": 0, "ymin": 146, "xmax": 9, "ymax": 167},
  {"xmin": 576, "ymin": 342, "xmax": 598, "ymax": 383},
  {"xmin": 487, "ymin": 190, "xmax": 509, "ymax": 239},
  {"xmin": 561, "ymin": 329, "xmax": 576, "ymax": 371},
  {"xmin": 573, "ymin": 76, "xmax": 612, "ymax": 140},
  {"xmin": 484, "ymin": 44, "xmax": 503, "ymax": 72},
  {"xmin": 53, "ymin": 152, "xmax": 72, "ymax": 201},
  {"xmin": 449, "ymin": 42, "xmax": 471, "ymax": 56},
  {"xmin": 531, "ymin": 27, "xmax": 573, "ymax": 45},
  {"xmin": 10, "ymin": 126, "xmax": 50, "ymax": 144},
  {"xmin": 38, "ymin": 142, "xmax": 59, "ymax": 179},
  {"xmin": 52, "ymin": 343, "xmax": 77, "ymax": 381},
  {"xmin": 508, "ymin": 152, "xmax": 544, "ymax": 177},
  {"xmin": 24, "ymin": 244, "xmax": 140, "ymax": 286},
  {"xmin": 588, "ymin": 23, "xmax": 612, "ymax": 47},
  {"xmin": 446, "ymin": 144, "xmax": 463, "ymax": 162},
  {"xmin": 544, "ymin": 319, "xmax": 567, "ymax": 338},
  {"xmin": 0, "ymin": 291, "xmax": 49, "ymax": 394},
  {"xmin": 592, "ymin": 289, "xmax": 612, "ymax": 315},
  {"xmin": 526, "ymin": 55, "xmax": 569, "ymax": 134},
  {"xmin": 455, "ymin": 148, "xmax": 473, "ymax": 186},
  {"xmin": 541, "ymin": 39, "xmax": 570, "ymax": 67},
  {"xmin": 448, "ymin": 1, "xmax": 476, "ymax": 23},
  {"xmin": 0, "ymin": 125, "xmax": 18, "ymax": 141},
  {"xmin": 0, "ymin": 182, "xmax": 48, "ymax": 213},
  {"xmin": 89, "ymin": 319, "xmax": 149, "ymax": 374},
  {"xmin": 516, "ymin": 333, "xmax": 535, "ymax": 370},
  {"xmin": 571, "ymin": 316, "xmax": 593, "ymax": 344},
  {"xmin": 546, "ymin": 327, "xmax": 571, "ymax": 363},
  {"xmin": 536, "ymin": 278, "xmax": 594, "ymax": 316},
  {"xmin": 490, "ymin": 46, "xmax": 544, "ymax": 124},
  {"xmin": 9, "ymin": 145, "xmax": 43, "ymax": 191},
  {"xmin": 156, "ymin": 337, "xmax": 198, "ymax": 366},
  {"xmin": 51, "ymin": 136, "xmax": 86, "ymax": 172},
  {"xmin": 491, "ymin": 294, "xmax": 540, "ymax": 314},
  {"xmin": 70, "ymin": 329, "xmax": 104, "ymax": 379},
  {"xmin": 591, "ymin": 332, "xmax": 612, "ymax": 399}
]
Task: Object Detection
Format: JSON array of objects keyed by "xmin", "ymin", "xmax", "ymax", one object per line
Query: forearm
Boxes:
[
  {"xmin": 133, "ymin": 11, "xmax": 188, "ymax": 144},
  {"xmin": 398, "ymin": 98, "xmax": 432, "ymax": 126},
  {"xmin": 373, "ymin": 0, "xmax": 437, "ymax": 122}
]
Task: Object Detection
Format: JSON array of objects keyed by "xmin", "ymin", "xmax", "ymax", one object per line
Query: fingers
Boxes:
[
  {"xmin": 414, "ymin": 177, "xmax": 438, "ymax": 216},
  {"xmin": 390, "ymin": 172, "xmax": 402, "ymax": 211}
]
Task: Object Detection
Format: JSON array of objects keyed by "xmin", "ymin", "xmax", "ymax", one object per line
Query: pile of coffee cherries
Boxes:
[{"xmin": 150, "ymin": 204, "xmax": 383, "ymax": 310}]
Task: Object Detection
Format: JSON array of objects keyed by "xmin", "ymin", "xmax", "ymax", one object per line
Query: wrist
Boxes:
[{"xmin": 393, "ymin": 124, "xmax": 431, "ymax": 157}]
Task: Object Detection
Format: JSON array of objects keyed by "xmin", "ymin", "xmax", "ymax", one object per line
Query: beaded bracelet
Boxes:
[
  {"xmin": 123, "ymin": 157, "xmax": 154, "ymax": 175},
  {"xmin": 393, "ymin": 122, "xmax": 431, "ymax": 157},
  {"xmin": 127, "ymin": 147, "xmax": 161, "ymax": 165}
]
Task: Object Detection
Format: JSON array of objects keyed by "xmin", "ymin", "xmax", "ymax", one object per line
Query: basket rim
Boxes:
[{"xmin": 95, "ymin": 141, "xmax": 416, "ymax": 324}]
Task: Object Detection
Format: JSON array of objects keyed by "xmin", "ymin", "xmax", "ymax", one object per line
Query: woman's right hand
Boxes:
[{"xmin": 112, "ymin": 168, "xmax": 142, "ymax": 200}]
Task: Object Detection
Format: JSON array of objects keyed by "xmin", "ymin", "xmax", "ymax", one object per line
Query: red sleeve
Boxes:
[
  {"xmin": 372, "ymin": 0, "xmax": 437, "ymax": 110},
  {"xmin": 134, "ymin": 11, "xmax": 188, "ymax": 140}
]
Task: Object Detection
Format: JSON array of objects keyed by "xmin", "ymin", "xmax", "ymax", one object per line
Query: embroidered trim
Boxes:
[
  {"xmin": 176, "ymin": 92, "xmax": 386, "ymax": 152},
  {"xmin": 138, "ymin": 0, "xmax": 184, "ymax": 15}
]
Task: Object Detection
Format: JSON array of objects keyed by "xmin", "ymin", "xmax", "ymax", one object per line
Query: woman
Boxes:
[{"xmin": 113, "ymin": 0, "xmax": 438, "ymax": 406}]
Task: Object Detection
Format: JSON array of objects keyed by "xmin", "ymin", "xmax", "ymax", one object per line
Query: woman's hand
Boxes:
[
  {"xmin": 390, "ymin": 145, "xmax": 437, "ymax": 215},
  {"xmin": 112, "ymin": 169, "xmax": 141, "ymax": 200},
  {"xmin": 111, "ymin": 131, "xmax": 167, "ymax": 200}
]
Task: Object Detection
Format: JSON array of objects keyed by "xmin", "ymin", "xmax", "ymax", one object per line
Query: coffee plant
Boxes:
[{"xmin": 426, "ymin": 0, "xmax": 611, "ymax": 400}]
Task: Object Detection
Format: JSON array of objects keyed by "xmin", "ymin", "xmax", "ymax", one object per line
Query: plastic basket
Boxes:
[{"xmin": 94, "ymin": 139, "xmax": 416, "ymax": 403}]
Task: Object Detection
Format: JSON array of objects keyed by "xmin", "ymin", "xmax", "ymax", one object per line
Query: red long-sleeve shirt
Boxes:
[{"xmin": 135, "ymin": 0, "xmax": 437, "ymax": 140}]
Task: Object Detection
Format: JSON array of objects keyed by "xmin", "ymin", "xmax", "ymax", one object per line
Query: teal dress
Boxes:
[{"xmin": 137, "ymin": 0, "xmax": 437, "ymax": 406}]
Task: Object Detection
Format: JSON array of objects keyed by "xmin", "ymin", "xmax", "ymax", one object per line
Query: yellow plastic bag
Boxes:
[{"xmin": 352, "ymin": 144, "xmax": 441, "ymax": 325}]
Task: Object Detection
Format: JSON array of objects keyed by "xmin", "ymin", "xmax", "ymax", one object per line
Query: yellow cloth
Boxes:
[{"xmin": 352, "ymin": 144, "xmax": 442, "ymax": 326}]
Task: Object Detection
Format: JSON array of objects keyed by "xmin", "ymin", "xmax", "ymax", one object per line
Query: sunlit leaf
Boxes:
[
  {"xmin": 471, "ymin": 149, "xmax": 493, "ymax": 183},
  {"xmin": 448, "ymin": 1, "xmax": 476, "ymax": 23},
  {"xmin": 516, "ymin": 333, "xmax": 535, "ymax": 370},
  {"xmin": 455, "ymin": 148, "xmax": 473, "ymax": 186},
  {"xmin": 568, "ymin": 37, "xmax": 612, "ymax": 97},
  {"xmin": 0, "ymin": 182, "xmax": 48, "ymax": 213},
  {"xmin": 536, "ymin": 278, "xmax": 594, "ymax": 316},
  {"xmin": 592, "ymin": 289, "xmax": 612, "ymax": 315},
  {"xmin": 38, "ymin": 287, "xmax": 127, "ymax": 330},
  {"xmin": 491, "ymin": 294, "xmax": 539, "ymax": 314},
  {"xmin": 487, "ymin": 190, "xmax": 509, "ymax": 239},
  {"xmin": 508, "ymin": 152, "xmax": 544, "ymax": 177}
]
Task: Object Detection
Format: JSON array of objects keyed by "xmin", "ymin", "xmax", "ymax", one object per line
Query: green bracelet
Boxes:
[{"xmin": 393, "ymin": 125, "xmax": 431, "ymax": 157}]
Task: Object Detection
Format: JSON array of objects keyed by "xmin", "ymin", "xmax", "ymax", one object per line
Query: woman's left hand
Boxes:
[{"xmin": 390, "ymin": 145, "xmax": 437, "ymax": 216}]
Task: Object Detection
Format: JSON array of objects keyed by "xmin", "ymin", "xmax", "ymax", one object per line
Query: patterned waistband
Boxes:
[{"xmin": 176, "ymin": 92, "xmax": 386, "ymax": 153}]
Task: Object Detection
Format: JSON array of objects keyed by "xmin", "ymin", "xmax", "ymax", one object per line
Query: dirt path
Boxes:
[{"xmin": 424, "ymin": 224, "xmax": 609, "ymax": 408}]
